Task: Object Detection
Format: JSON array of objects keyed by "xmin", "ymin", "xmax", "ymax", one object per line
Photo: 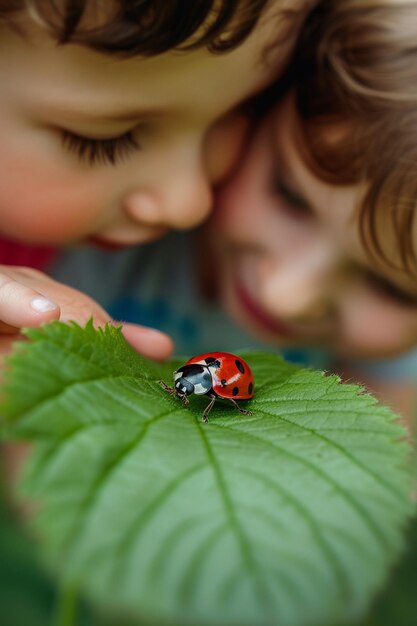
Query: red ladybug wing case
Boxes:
[{"xmin": 185, "ymin": 352, "xmax": 254, "ymax": 400}]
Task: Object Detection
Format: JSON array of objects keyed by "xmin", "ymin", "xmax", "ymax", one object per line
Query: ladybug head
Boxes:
[
  {"xmin": 173, "ymin": 363, "xmax": 213, "ymax": 397},
  {"xmin": 175, "ymin": 376, "xmax": 194, "ymax": 397}
]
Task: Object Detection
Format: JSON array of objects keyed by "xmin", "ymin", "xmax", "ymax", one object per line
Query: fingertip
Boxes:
[
  {"xmin": 0, "ymin": 287, "xmax": 60, "ymax": 329},
  {"xmin": 122, "ymin": 323, "xmax": 174, "ymax": 361},
  {"xmin": 27, "ymin": 295, "xmax": 60, "ymax": 324}
]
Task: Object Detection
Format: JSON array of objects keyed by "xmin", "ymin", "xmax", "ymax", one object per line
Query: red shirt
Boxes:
[{"xmin": 0, "ymin": 236, "xmax": 57, "ymax": 270}]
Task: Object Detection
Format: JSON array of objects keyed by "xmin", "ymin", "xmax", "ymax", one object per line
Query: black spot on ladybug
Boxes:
[
  {"xmin": 235, "ymin": 359, "xmax": 245, "ymax": 374},
  {"xmin": 205, "ymin": 357, "xmax": 221, "ymax": 368},
  {"xmin": 232, "ymin": 386, "xmax": 239, "ymax": 396},
  {"xmin": 221, "ymin": 378, "xmax": 227, "ymax": 387},
  {"xmin": 248, "ymin": 381, "xmax": 253, "ymax": 395}
]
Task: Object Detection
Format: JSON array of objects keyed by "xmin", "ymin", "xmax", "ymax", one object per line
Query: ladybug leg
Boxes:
[
  {"xmin": 159, "ymin": 380, "xmax": 175, "ymax": 395},
  {"xmin": 229, "ymin": 398, "xmax": 252, "ymax": 416},
  {"xmin": 159, "ymin": 381, "xmax": 189, "ymax": 406},
  {"xmin": 202, "ymin": 396, "xmax": 216, "ymax": 423}
]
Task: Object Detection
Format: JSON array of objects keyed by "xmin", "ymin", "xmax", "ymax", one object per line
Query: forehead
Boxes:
[{"xmin": 0, "ymin": 4, "xmax": 301, "ymax": 120}]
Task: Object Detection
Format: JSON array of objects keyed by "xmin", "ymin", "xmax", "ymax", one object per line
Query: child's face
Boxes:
[
  {"xmin": 0, "ymin": 7, "xmax": 296, "ymax": 247},
  {"xmin": 211, "ymin": 94, "xmax": 417, "ymax": 359}
]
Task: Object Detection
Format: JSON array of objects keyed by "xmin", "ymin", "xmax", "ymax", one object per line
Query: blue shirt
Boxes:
[{"xmin": 50, "ymin": 230, "xmax": 417, "ymax": 379}]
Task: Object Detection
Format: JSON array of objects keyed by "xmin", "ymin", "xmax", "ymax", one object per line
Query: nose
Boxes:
[
  {"xmin": 123, "ymin": 151, "xmax": 213, "ymax": 231},
  {"xmin": 260, "ymin": 245, "xmax": 339, "ymax": 322}
]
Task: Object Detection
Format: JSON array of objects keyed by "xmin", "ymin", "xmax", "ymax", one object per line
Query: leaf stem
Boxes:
[{"xmin": 53, "ymin": 582, "xmax": 78, "ymax": 626}]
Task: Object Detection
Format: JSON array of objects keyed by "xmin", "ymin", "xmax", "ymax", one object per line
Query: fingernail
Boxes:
[{"xmin": 30, "ymin": 296, "xmax": 58, "ymax": 313}]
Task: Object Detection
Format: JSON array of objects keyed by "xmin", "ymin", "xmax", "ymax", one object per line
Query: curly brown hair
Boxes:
[
  {"xmin": 0, "ymin": 0, "xmax": 276, "ymax": 55},
  {"xmin": 291, "ymin": 0, "xmax": 417, "ymax": 275}
]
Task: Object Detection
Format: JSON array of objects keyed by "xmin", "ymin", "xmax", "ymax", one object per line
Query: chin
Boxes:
[{"xmin": 333, "ymin": 341, "xmax": 407, "ymax": 360}]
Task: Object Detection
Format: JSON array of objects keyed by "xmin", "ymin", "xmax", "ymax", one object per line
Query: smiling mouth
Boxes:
[{"xmin": 234, "ymin": 277, "xmax": 296, "ymax": 338}]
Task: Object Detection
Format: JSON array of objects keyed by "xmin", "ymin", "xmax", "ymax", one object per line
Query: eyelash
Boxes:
[
  {"xmin": 61, "ymin": 130, "xmax": 140, "ymax": 166},
  {"xmin": 365, "ymin": 272, "xmax": 417, "ymax": 307},
  {"xmin": 272, "ymin": 174, "xmax": 312, "ymax": 218}
]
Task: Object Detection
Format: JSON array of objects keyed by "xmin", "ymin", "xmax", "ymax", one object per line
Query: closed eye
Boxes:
[
  {"xmin": 365, "ymin": 272, "xmax": 417, "ymax": 307},
  {"xmin": 272, "ymin": 174, "xmax": 313, "ymax": 218},
  {"xmin": 61, "ymin": 130, "xmax": 140, "ymax": 166}
]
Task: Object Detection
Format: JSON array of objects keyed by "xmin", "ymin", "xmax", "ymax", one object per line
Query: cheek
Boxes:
[
  {"xmin": 214, "ymin": 178, "xmax": 250, "ymax": 235},
  {"xmin": 0, "ymin": 145, "xmax": 107, "ymax": 244},
  {"xmin": 215, "ymin": 169, "xmax": 312, "ymax": 263},
  {"xmin": 205, "ymin": 114, "xmax": 250, "ymax": 185},
  {"xmin": 338, "ymin": 293, "xmax": 417, "ymax": 357},
  {"xmin": 214, "ymin": 145, "xmax": 272, "ymax": 238}
]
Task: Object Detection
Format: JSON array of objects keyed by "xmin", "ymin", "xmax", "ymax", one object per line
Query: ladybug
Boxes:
[{"xmin": 160, "ymin": 352, "xmax": 254, "ymax": 423}]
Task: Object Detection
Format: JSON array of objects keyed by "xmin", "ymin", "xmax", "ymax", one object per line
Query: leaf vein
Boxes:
[
  {"xmin": 213, "ymin": 420, "xmax": 392, "ymax": 550},
  {"xmin": 196, "ymin": 422, "xmax": 276, "ymax": 623},
  {"xmin": 240, "ymin": 466, "xmax": 350, "ymax": 598},
  {"xmin": 243, "ymin": 407, "xmax": 404, "ymax": 504},
  {"xmin": 60, "ymin": 407, "xmax": 176, "ymax": 558}
]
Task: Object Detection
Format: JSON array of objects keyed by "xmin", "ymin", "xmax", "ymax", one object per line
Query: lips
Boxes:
[
  {"xmin": 234, "ymin": 277, "xmax": 295, "ymax": 338},
  {"xmin": 87, "ymin": 236, "xmax": 127, "ymax": 250},
  {"xmin": 87, "ymin": 226, "xmax": 168, "ymax": 250}
]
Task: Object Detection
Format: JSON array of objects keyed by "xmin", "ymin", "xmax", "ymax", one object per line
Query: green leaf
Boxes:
[
  {"xmin": 0, "ymin": 467, "xmax": 114, "ymax": 626},
  {"xmin": 0, "ymin": 321, "xmax": 413, "ymax": 626},
  {"xmin": 362, "ymin": 511, "xmax": 417, "ymax": 626},
  {"xmin": 0, "ymin": 479, "xmax": 56, "ymax": 626}
]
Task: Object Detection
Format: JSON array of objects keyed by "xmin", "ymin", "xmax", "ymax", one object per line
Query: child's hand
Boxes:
[
  {"xmin": 0, "ymin": 266, "xmax": 174, "ymax": 514},
  {"xmin": 0, "ymin": 265, "xmax": 173, "ymax": 362}
]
